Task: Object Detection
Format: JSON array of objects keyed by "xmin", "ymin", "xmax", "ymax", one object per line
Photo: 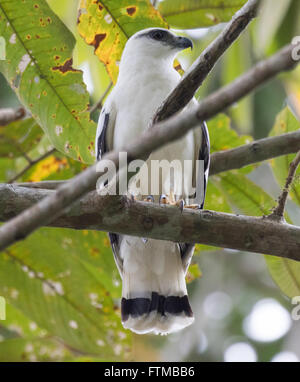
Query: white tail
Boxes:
[{"xmin": 120, "ymin": 236, "xmax": 194, "ymax": 335}]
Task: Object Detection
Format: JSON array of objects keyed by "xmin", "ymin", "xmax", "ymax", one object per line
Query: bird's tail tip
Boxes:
[{"xmin": 121, "ymin": 292, "xmax": 194, "ymax": 335}]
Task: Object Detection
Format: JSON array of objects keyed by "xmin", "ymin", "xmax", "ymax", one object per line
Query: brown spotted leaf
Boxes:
[
  {"xmin": 0, "ymin": 0, "xmax": 96, "ymax": 164},
  {"xmin": 77, "ymin": 0, "xmax": 168, "ymax": 83}
]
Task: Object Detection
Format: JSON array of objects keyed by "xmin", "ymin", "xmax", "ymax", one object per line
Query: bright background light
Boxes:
[
  {"xmin": 224, "ymin": 342, "xmax": 257, "ymax": 362},
  {"xmin": 271, "ymin": 351, "xmax": 299, "ymax": 362},
  {"xmin": 203, "ymin": 291, "xmax": 233, "ymax": 320},
  {"xmin": 243, "ymin": 298, "xmax": 292, "ymax": 342}
]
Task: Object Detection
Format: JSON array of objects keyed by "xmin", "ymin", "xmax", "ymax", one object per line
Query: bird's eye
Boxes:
[{"xmin": 151, "ymin": 31, "xmax": 164, "ymax": 40}]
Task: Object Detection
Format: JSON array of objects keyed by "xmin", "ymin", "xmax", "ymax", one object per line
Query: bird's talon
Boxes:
[
  {"xmin": 176, "ymin": 199, "xmax": 185, "ymax": 212},
  {"xmin": 159, "ymin": 194, "xmax": 168, "ymax": 205},
  {"xmin": 144, "ymin": 195, "xmax": 154, "ymax": 202}
]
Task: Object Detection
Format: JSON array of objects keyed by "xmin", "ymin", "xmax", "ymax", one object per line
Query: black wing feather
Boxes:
[
  {"xmin": 180, "ymin": 121, "xmax": 210, "ymax": 268},
  {"xmin": 198, "ymin": 121, "xmax": 210, "ymax": 209},
  {"xmin": 96, "ymin": 112, "xmax": 109, "ymax": 161},
  {"xmin": 96, "ymin": 111, "xmax": 123, "ymax": 276}
]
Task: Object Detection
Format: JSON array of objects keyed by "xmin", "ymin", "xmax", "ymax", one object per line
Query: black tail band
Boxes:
[{"xmin": 121, "ymin": 292, "xmax": 193, "ymax": 322}]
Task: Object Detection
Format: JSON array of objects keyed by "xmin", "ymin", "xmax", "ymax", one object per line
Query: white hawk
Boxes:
[{"xmin": 96, "ymin": 28, "xmax": 210, "ymax": 335}]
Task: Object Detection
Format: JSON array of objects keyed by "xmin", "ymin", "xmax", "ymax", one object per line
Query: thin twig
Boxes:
[
  {"xmin": 269, "ymin": 151, "xmax": 300, "ymax": 221},
  {"xmin": 0, "ymin": 107, "xmax": 25, "ymax": 126},
  {"xmin": 152, "ymin": 0, "xmax": 259, "ymax": 124},
  {"xmin": 89, "ymin": 82, "xmax": 113, "ymax": 114},
  {"xmin": 8, "ymin": 148, "xmax": 57, "ymax": 184}
]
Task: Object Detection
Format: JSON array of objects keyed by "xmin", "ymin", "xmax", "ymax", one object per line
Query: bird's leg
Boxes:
[
  {"xmin": 170, "ymin": 190, "xmax": 185, "ymax": 211},
  {"xmin": 130, "ymin": 194, "xmax": 137, "ymax": 202},
  {"xmin": 159, "ymin": 191, "xmax": 185, "ymax": 211}
]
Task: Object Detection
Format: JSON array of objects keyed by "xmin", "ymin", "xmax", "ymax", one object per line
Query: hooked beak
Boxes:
[{"xmin": 175, "ymin": 36, "xmax": 193, "ymax": 51}]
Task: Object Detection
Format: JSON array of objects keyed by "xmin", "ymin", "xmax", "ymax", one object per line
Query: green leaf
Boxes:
[
  {"xmin": 265, "ymin": 256, "xmax": 300, "ymax": 298},
  {"xmin": 221, "ymin": 32, "xmax": 253, "ymax": 133},
  {"xmin": 158, "ymin": 0, "xmax": 247, "ymax": 29},
  {"xmin": 208, "ymin": 113, "xmax": 254, "ymax": 174},
  {"xmin": 186, "ymin": 263, "xmax": 202, "ymax": 284},
  {"xmin": 255, "ymin": 0, "xmax": 292, "ymax": 54},
  {"xmin": 208, "ymin": 114, "xmax": 252, "ymax": 153},
  {"xmin": 269, "ymin": 107, "xmax": 300, "ymax": 205},
  {"xmin": 0, "ymin": 118, "xmax": 43, "ymax": 159},
  {"xmin": 0, "ymin": 228, "xmax": 130, "ymax": 358},
  {"xmin": 0, "ymin": 337, "xmax": 72, "ymax": 362},
  {"xmin": 77, "ymin": 0, "xmax": 168, "ymax": 83},
  {"xmin": 0, "ymin": 303, "xmax": 73, "ymax": 361},
  {"xmin": 214, "ymin": 172, "xmax": 275, "ymax": 216},
  {"xmin": 22, "ymin": 153, "xmax": 86, "ymax": 183},
  {"xmin": 205, "ymin": 178, "xmax": 232, "ymax": 213},
  {"xmin": 265, "ymin": 107, "xmax": 300, "ymax": 299},
  {"xmin": 0, "ymin": 157, "xmax": 17, "ymax": 182},
  {"xmin": 0, "ymin": 303, "xmax": 46, "ymax": 340},
  {"xmin": 0, "ymin": 0, "xmax": 96, "ymax": 164}
]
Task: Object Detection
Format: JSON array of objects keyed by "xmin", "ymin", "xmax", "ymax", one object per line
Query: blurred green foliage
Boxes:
[{"xmin": 0, "ymin": 0, "xmax": 299, "ymax": 362}]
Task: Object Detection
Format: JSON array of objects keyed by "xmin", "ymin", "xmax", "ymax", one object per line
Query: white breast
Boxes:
[
  {"xmin": 113, "ymin": 65, "xmax": 180, "ymax": 150},
  {"xmin": 112, "ymin": 62, "xmax": 196, "ymax": 199}
]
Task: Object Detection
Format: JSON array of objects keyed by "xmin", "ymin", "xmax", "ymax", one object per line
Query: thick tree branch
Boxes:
[
  {"xmin": 153, "ymin": 0, "xmax": 259, "ymax": 124},
  {"xmin": 0, "ymin": 42, "xmax": 298, "ymax": 252},
  {"xmin": 0, "ymin": 107, "xmax": 25, "ymax": 126},
  {"xmin": 209, "ymin": 130, "xmax": 300, "ymax": 175},
  {"xmin": 1, "ymin": 184, "xmax": 300, "ymax": 261}
]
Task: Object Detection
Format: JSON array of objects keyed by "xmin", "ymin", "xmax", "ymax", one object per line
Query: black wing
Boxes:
[
  {"xmin": 180, "ymin": 121, "xmax": 210, "ymax": 269},
  {"xmin": 96, "ymin": 108, "xmax": 124, "ymax": 276},
  {"xmin": 198, "ymin": 121, "xmax": 210, "ymax": 209},
  {"xmin": 96, "ymin": 111, "xmax": 109, "ymax": 161}
]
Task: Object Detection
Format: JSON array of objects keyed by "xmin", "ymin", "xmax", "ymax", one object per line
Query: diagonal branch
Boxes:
[
  {"xmin": 0, "ymin": 107, "xmax": 25, "ymax": 126},
  {"xmin": 269, "ymin": 151, "xmax": 300, "ymax": 221},
  {"xmin": 1, "ymin": 184, "xmax": 300, "ymax": 262},
  {"xmin": 89, "ymin": 82, "xmax": 113, "ymax": 114},
  {"xmin": 209, "ymin": 130, "xmax": 300, "ymax": 175},
  {"xmin": 14, "ymin": 129, "xmax": 300, "ymax": 190},
  {"xmin": 8, "ymin": 148, "xmax": 56, "ymax": 183},
  {"xmin": 152, "ymin": 0, "xmax": 259, "ymax": 124},
  {"xmin": 0, "ymin": 42, "xmax": 298, "ymax": 252}
]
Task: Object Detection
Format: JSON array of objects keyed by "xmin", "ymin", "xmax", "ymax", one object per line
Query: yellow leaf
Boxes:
[
  {"xmin": 27, "ymin": 156, "xmax": 68, "ymax": 182},
  {"xmin": 77, "ymin": 0, "xmax": 168, "ymax": 83}
]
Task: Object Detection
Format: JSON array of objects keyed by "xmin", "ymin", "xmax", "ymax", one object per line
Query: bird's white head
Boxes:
[{"xmin": 118, "ymin": 28, "xmax": 193, "ymax": 77}]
